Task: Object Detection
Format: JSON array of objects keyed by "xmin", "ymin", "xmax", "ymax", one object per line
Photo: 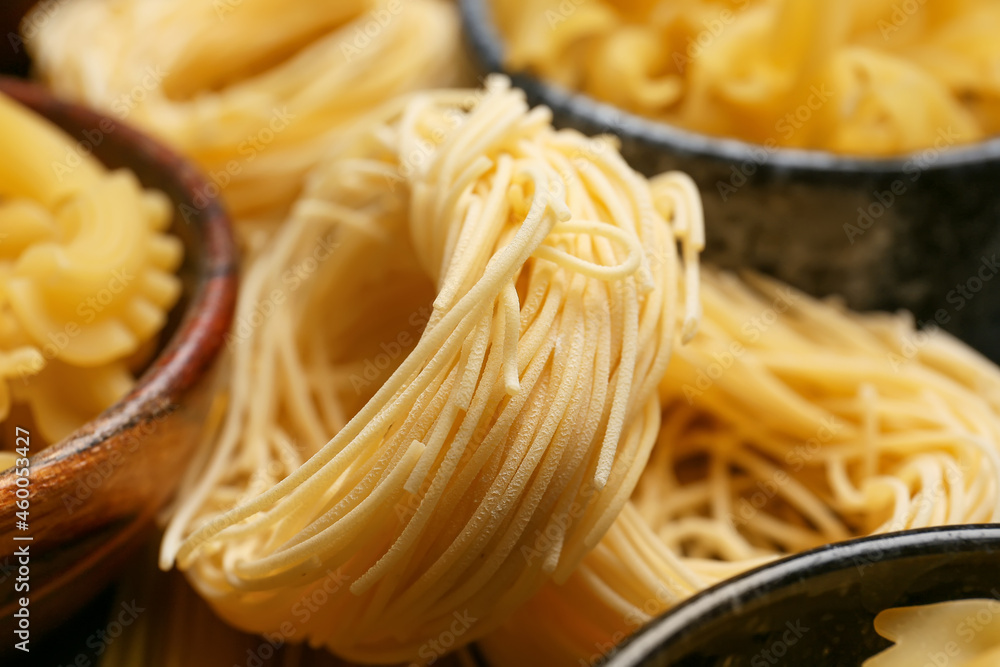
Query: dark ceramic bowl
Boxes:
[
  {"xmin": 460, "ymin": 0, "xmax": 1000, "ymax": 361},
  {"xmin": 0, "ymin": 78, "xmax": 237, "ymax": 639},
  {"xmin": 602, "ymin": 525, "xmax": 1000, "ymax": 667}
]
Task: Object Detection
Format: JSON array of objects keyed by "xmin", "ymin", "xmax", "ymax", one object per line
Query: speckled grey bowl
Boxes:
[
  {"xmin": 460, "ymin": 0, "xmax": 1000, "ymax": 360},
  {"xmin": 602, "ymin": 525, "xmax": 1000, "ymax": 667}
]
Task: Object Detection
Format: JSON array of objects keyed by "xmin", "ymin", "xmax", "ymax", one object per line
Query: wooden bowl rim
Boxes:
[{"xmin": 0, "ymin": 76, "xmax": 238, "ymax": 473}]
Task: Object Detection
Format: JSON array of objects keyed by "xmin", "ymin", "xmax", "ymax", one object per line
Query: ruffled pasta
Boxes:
[
  {"xmin": 494, "ymin": 0, "xmax": 1000, "ymax": 155},
  {"xmin": 160, "ymin": 77, "xmax": 702, "ymax": 663},
  {"xmin": 0, "ymin": 91, "xmax": 183, "ymax": 443}
]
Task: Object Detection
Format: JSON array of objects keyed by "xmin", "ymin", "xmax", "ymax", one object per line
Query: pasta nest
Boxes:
[
  {"xmin": 483, "ymin": 269, "xmax": 1000, "ymax": 667},
  {"xmin": 27, "ymin": 0, "xmax": 462, "ymax": 223},
  {"xmin": 162, "ymin": 78, "xmax": 702, "ymax": 662}
]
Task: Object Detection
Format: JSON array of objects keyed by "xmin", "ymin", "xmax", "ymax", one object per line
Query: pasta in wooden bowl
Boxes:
[{"xmin": 0, "ymin": 78, "xmax": 237, "ymax": 639}]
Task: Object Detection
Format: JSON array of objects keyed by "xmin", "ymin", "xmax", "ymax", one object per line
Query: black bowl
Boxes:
[
  {"xmin": 601, "ymin": 525, "xmax": 1000, "ymax": 666},
  {"xmin": 460, "ymin": 0, "xmax": 1000, "ymax": 361}
]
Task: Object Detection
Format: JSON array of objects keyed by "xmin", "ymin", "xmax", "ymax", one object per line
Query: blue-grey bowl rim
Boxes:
[{"xmin": 459, "ymin": 0, "xmax": 1000, "ymax": 176}]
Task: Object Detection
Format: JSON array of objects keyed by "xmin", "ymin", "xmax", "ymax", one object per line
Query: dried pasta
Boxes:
[
  {"xmin": 159, "ymin": 77, "xmax": 702, "ymax": 663},
  {"xmin": 865, "ymin": 599, "xmax": 1000, "ymax": 667},
  {"xmin": 493, "ymin": 0, "xmax": 1000, "ymax": 155},
  {"xmin": 28, "ymin": 0, "xmax": 463, "ymax": 227},
  {"xmin": 0, "ymin": 92, "xmax": 183, "ymax": 445},
  {"xmin": 482, "ymin": 269, "xmax": 1000, "ymax": 666}
]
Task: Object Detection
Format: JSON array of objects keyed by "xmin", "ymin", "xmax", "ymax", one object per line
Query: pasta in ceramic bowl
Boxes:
[
  {"xmin": 0, "ymin": 78, "xmax": 237, "ymax": 638},
  {"xmin": 601, "ymin": 525, "xmax": 1000, "ymax": 667},
  {"xmin": 460, "ymin": 0, "xmax": 1000, "ymax": 362}
]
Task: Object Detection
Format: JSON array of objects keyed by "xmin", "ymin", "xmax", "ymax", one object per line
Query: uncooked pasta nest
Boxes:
[
  {"xmin": 159, "ymin": 77, "xmax": 703, "ymax": 663},
  {"xmin": 27, "ymin": 0, "xmax": 462, "ymax": 227},
  {"xmin": 481, "ymin": 269, "xmax": 1000, "ymax": 667},
  {"xmin": 493, "ymin": 0, "xmax": 1000, "ymax": 155},
  {"xmin": 0, "ymin": 92, "xmax": 183, "ymax": 447}
]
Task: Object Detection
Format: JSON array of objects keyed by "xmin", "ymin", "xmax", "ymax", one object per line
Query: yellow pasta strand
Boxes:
[
  {"xmin": 28, "ymin": 0, "xmax": 463, "ymax": 225},
  {"xmin": 483, "ymin": 268, "xmax": 1000, "ymax": 667},
  {"xmin": 160, "ymin": 77, "xmax": 701, "ymax": 663}
]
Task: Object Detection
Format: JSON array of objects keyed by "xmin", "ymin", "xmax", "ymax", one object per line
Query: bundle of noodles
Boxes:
[
  {"xmin": 493, "ymin": 0, "xmax": 1000, "ymax": 154},
  {"xmin": 98, "ymin": 540, "xmax": 477, "ymax": 667},
  {"xmin": 159, "ymin": 77, "xmax": 703, "ymax": 663},
  {"xmin": 27, "ymin": 0, "xmax": 462, "ymax": 228},
  {"xmin": 481, "ymin": 269, "xmax": 1000, "ymax": 667}
]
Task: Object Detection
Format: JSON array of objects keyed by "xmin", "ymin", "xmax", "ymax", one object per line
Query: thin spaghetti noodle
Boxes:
[
  {"xmin": 160, "ymin": 77, "xmax": 702, "ymax": 662},
  {"xmin": 28, "ymin": 0, "xmax": 462, "ymax": 226},
  {"xmin": 482, "ymin": 268, "xmax": 1000, "ymax": 666}
]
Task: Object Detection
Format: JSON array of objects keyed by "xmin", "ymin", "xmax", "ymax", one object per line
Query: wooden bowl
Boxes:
[{"xmin": 0, "ymin": 78, "xmax": 238, "ymax": 640}]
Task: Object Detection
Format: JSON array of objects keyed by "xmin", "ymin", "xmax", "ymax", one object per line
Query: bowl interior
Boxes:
[
  {"xmin": 0, "ymin": 77, "xmax": 236, "ymax": 640},
  {"xmin": 0, "ymin": 76, "xmax": 235, "ymax": 460},
  {"xmin": 605, "ymin": 526, "xmax": 1000, "ymax": 667},
  {"xmin": 458, "ymin": 0, "xmax": 1000, "ymax": 175}
]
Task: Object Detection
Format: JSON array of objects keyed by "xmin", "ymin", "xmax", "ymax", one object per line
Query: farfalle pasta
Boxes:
[{"xmin": 0, "ymin": 91, "xmax": 183, "ymax": 445}]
